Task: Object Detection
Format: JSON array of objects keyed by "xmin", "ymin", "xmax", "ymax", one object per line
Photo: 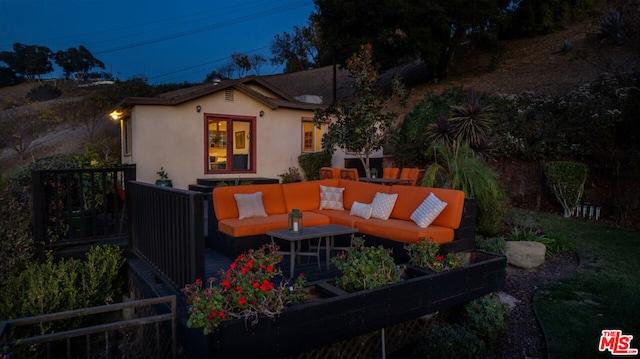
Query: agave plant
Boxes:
[
  {"xmin": 426, "ymin": 113, "xmax": 454, "ymax": 148},
  {"xmin": 448, "ymin": 89, "xmax": 493, "ymax": 151}
]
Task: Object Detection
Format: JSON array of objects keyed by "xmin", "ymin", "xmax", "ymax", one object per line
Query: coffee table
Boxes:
[{"xmin": 267, "ymin": 224, "xmax": 359, "ymax": 275}]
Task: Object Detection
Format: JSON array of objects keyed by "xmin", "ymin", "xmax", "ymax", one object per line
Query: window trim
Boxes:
[
  {"xmin": 204, "ymin": 114, "xmax": 256, "ymax": 174},
  {"xmin": 301, "ymin": 117, "xmax": 326, "ymax": 153}
]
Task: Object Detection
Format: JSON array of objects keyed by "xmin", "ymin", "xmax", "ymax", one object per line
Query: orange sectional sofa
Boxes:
[{"xmin": 211, "ymin": 179, "xmax": 477, "ymax": 260}]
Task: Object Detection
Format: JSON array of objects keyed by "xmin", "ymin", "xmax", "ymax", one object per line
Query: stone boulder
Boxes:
[{"xmin": 505, "ymin": 241, "xmax": 546, "ymax": 269}]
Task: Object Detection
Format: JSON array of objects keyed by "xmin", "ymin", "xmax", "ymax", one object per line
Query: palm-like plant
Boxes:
[
  {"xmin": 422, "ymin": 142, "xmax": 505, "ymax": 235},
  {"xmin": 425, "ymin": 113, "xmax": 454, "ymax": 148},
  {"xmin": 448, "ymin": 89, "xmax": 493, "ymax": 151}
]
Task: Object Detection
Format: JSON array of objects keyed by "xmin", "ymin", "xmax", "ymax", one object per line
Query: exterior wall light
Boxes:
[
  {"xmin": 259, "ymin": 110, "xmax": 264, "ymax": 117},
  {"xmin": 109, "ymin": 111, "xmax": 121, "ymax": 120},
  {"xmin": 196, "ymin": 105, "xmax": 202, "ymax": 113}
]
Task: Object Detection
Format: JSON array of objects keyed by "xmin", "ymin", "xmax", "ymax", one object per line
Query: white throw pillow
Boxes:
[
  {"xmin": 410, "ymin": 192, "xmax": 448, "ymax": 228},
  {"xmin": 234, "ymin": 192, "xmax": 268, "ymax": 219},
  {"xmin": 319, "ymin": 185, "xmax": 345, "ymax": 210},
  {"xmin": 370, "ymin": 192, "xmax": 398, "ymax": 220},
  {"xmin": 350, "ymin": 201, "xmax": 372, "ymax": 219}
]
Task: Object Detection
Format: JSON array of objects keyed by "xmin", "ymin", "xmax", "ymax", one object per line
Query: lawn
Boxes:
[{"xmin": 531, "ymin": 211, "xmax": 640, "ymax": 358}]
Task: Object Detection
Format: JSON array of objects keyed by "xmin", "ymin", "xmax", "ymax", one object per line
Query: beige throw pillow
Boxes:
[
  {"xmin": 234, "ymin": 192, "xmax": 268, "ymax": 219},
  {"xmin": 350, "ymin": 201, "xmax": 372, "ymax": 219},
  {"xmin": 370, "ymin": 192, "xmax": 398, "ymax": 220},
  {"xmin": 319, "ymin": 185, "xmax": 345, "ymax": 210},
  {"xmin": 410, "ymin": 192, "xmax": 447, "ymax": 228}
]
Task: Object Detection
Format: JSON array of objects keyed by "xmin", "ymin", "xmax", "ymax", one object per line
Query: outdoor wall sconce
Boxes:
[
  {"xmin": 196, "ymin": 105, "xmax": 202, "ymax": 113},
  {"xmin": 109, "ymin": 111, "xmax": 121, "ymax": 120},
  {"xmin": 288, "ymin": 208, "xmax": 302, "ymax": 233},
  {"xmin": 259, "ymin": 110, "xmax": 265, "ymax": 117}
]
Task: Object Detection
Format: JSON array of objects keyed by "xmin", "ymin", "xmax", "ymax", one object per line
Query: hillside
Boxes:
[{"xmin": 1, "ymin": 16, "xmax": 637, "ymax": 175}]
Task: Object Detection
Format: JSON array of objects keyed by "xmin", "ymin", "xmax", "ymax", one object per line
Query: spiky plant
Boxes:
[
  {"xmin": 422, "ymin": 142, "xmax": 506, "ymax": 235},
  {"xmin": 448, "ymin": 89, "xmax": 493, "ymax": 151},
  {"xmin": 426, "ymin": 113, "xmax": 454, "ymax": 148}
]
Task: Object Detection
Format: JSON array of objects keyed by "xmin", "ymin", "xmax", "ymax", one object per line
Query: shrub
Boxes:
[
  {"xmin": 278, "ymin": 167, "xmax": 303, "ymax": 183},
  {"xmin": 475, "ymin": 235, "xmax": 506, "ymax": 254},
  {"xmin": 298, "ymin": 151, "xmax": 332, "ymax": 180},
  {"xmin": 331, "ymin": 237, "xmax": 399, "ymax": 292},
  {"xmin": 412, "ymin": 322, "xmax": 486, "ymax": 359},
  {"xmin": 460, "ymin": 293, "xmax": 509, "ymax": 345},
  {"xmin": 26, "ymin": 83, "xmax": 62, "ymax": 102},
  {"xmin": 0, "ymin": 245, "xmax": 125, "ymax": 326},
  {"xmin": 448, "ymin": 89, "xmax": 494, "ymax": 151},
  {"xmin": 543, "ymin": 161, "xmax": 588, "ymax": 218},
  {"xmin": 405, "ymin": 238, "xmax": 465, "ymax": 272}
]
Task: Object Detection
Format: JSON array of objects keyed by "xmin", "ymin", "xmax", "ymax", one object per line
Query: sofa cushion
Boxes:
[
  {"xmin": 218, "ymin": 212, "xmax": 330, "ymax": 237},
  {"xmin": 234, "ymin": 192, "xmax": 268, "ymax": 220},
  {"xmin": 354, "ymin": 218, "xmax": 455, "ymax": 244},
  {"xmin": 389, "ymin": 185, "xmax": 465, "ymax": 229},
  {"xmin": 282, "ymin": 179, "xmax": 340, "ymax": 212},
  {"xmin": 319, "ymin": 185, "xmax": 345, "ymax": 210},
  {"xmin": 339, "ymin": 180, "xmax": 391, "ymax": 210},
  {"xmin": 410, "ymin": 192, "xmax": 447, "ymax": 228},
  {"xmin": 350, "ymin": 201, "xmax": 372, "ymax": 219},
  {"xmin": 312, "ymin": 209, "xmax": 361, "ymax": 227},
  {"xmin": 371, "ymin": 192, "xmax": 398, "ymax": 220},
  {"xmin": 213, "ymin": 183, "xmax": 287, "ymax": 220}
]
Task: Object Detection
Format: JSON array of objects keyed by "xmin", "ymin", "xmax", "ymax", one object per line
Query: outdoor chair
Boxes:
[
  {"xmin": 382, "ymin": 167, "xmax": 400, "ymax": 179},
  {"xmin": 398, "ymin": 168, "xmax": 422, "ymax": 186},
  {"xmin": 340, "ymin": 168, "xmax": 359, "ymax": 181},
  {"xmin": 319, "ymin": 167, "xmax": 335, "ymax": 179}
]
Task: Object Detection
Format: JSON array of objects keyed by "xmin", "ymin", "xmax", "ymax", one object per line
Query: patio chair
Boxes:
[
  {"xmin": 398, "ymin": 168, "xmax": 422, "ymax": 186},
  {"xmin": 382, "ymin": 167, "xmax": 400, "ymax": 179},
  {"xmin": 319, "ymin": 167, "xmax": 335, "ymax": 179},
  {"xmin": 340, "ymin": 168, "xmax": 359, "ymax": 181}
]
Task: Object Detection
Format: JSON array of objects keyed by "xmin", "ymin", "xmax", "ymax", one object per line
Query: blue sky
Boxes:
[{"xmin": 0, "ymin": 0, "xmax": 315, "ymax": 83}]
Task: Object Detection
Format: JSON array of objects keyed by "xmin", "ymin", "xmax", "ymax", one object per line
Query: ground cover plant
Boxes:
[{"xmin": 529, "ymin": 211, "xmax": 640, "ymax": 357}]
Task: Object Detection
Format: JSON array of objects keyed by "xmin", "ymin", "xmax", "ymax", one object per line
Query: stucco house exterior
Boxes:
[{"xmin": 109, "ymin": 76, "xmax": 359, "ymax": 189}]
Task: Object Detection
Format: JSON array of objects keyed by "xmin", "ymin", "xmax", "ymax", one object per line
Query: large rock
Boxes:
[{"xmin": 505, "ymin": 241, "xmax": 546, "ymax": 269}]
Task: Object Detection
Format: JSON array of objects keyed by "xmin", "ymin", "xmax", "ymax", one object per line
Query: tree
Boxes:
[
  {"xmin": 313, "ymin": 44, "xmax": 407, "ymax": 177},
  {"xmin": 270, "ymin": 24, "xmax": 320, "ymax": 73},
  {"xmin": 0, "ymin": 43, "xmax": 53, "ymax": 80},
  {"xmin": 248, "ymin": 55, "xmax": 266, "ymax": 76},
  {"xmin": 218, "ymin": 61, "xmax": 237, "ymax": 79},
  {"xmin": 53, "ymin": 46, "xmax": 105, "ymax": 80},
  {"xmin": 312, "ymin": 0, "xmax": 508, "ymax": 79},
  {"xmin": 231, "ymin": 53, "xmax": 251, "ymax": 78},
  {"xmin": 0, "ymin": 102, "xmax": 53, "ymax": 159}
]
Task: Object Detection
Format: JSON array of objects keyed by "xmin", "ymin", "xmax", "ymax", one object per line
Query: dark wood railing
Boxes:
[
  {"xmin": 32, "ymin": 165, "xmax": 136, "ymax": 254},
  {"xmin": 127, "ymin": 181, "xmax": 205, "ymax": 290},
  {"xmin": 0, "ymin": 295, "xmax": 177, "ymax": 359}
]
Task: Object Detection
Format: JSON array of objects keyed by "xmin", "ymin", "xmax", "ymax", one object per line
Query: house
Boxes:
[{"xmin": 109, "ymin": 76, "xmax": 360, "ymax": 189}]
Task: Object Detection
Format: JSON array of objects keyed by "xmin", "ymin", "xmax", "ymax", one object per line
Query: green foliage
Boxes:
[
  {"xmin": 412, "ymin": 322, "xmax": 486, "ymax": 358},
  {"xmin": 422, "ymin": 142, "xmax": 506, "ymax": 236},
  {"xmin": 313, "ymin": 44, "xmax": 406, "ymax": 177},
  {"xmin": 278, "ymin": 167, "xmax": 303, "ymax": 183},
  {"xmin": 81, "ymin": 245, "xmax": 125, "ymax": 305},
  {"xmin": 0, "ymin": 245, "xmax": 124, "ymax": 328},
  {"xmin": 543, "ymin": 161, "xmax": 588, "ymax": 217},
  {"xmin": 475, "ymin": 235, "xmax": 506, "ymax": 254},
  {"xmin": 53, "ymin": 45, "xmax": 105, "ymax": 79},
  {"xmin": 460, "ymin": 293, "xmax": 509, "ymax": 345},
  {"xmin": 507, "ymin": 227, "xmax": 574, "ymax": 255},
  {"xmin": 298, "ymin": 151, "xmax": 332, "ymax": 180},
  {"xmin": 405, "ymin": 238, "xmax": 465, "ymax": 272},
  {"xmin": 0, "ymin": 185, "xmax": 35, "ymax": 287},
  {"xmin": 26, "ymin": 83, "xmax": 62, "ymax": 102},
  {"xmin": 0, "ymin": 43, "xmax": 53, "ymax": 80},
  {"xmin": 331, "ymin": 237, "xmax": 399, "ymax": 292}
]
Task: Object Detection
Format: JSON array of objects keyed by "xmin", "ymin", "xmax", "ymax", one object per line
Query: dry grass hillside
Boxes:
[{"xmin": 1, "ymin": 16, "xmax": 637, "ymax": 180}]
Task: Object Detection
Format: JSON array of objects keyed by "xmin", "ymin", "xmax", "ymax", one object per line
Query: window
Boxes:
[
  {"xmin": 302, "ymin": 118, "xmax": 327, "ymax": 153},
  {"xmin": 205, "ymin": 115, "xmax": 255, "ymax": 173},
  {"xmin": 122, "ymin": 118, "xmax": 132, "ymax": 156}
]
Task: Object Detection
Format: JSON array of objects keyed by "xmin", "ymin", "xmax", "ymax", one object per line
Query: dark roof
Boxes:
[{"xmin": 115, "ymin": 76, "xmax": 325, "ymax": 111}]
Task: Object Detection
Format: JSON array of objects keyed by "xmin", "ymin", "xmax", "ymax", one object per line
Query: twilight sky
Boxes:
[{"xmin": 0, "ymin": 0, "xmax": 315, "ymax": 83}]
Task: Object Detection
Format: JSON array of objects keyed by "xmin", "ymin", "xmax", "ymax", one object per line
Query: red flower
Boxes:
[
  {"xmin": 221, "ymin": 279, "xmax": 231, "ymax": 290},
  {"xmin": 253, "ymin": 282, "xmax": 260, "ymax": 289},
  {"xmin": 238, "ymin": 297, "xmax": 247, "ymax": 305},
  {"xmin": 436, "ymin": 255, "xmax": 444, "ymax": 261},
  {"xmin": 235, "ymin": 286, "xmax": 243, "ymax": 293},
  {"xmin": 247, "ymin": 260, "xmax": 254, "ymax": 267},
  {"xmin": 299, "ymin": 273, "xmax": 305, "ymax": 277},
  {"xmin": 260, "ymin": 280, "xmax": 274, "ymax": 291},
  {"xmin": 210, "ymin": 310, "xmax": 217, "ymax": 317},
  {"xmin": 241, "ymin": 267, "xmax": 249, "ymax": 275},
  {"xmin": 230, "ymin": 262, "xmax": 237, "ymax": 270},
  {"xmin": 267, "ymin": 265, "xmax": 274, "ymax": 272},
  {"xmin": 195, "ymin": 278, "xmax": 202, "ymax": 285}
]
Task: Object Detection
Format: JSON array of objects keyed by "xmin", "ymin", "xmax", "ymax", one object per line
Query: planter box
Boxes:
[{"xmin": 199, "ymin": 251, "xmax": 506, "ymax": 358}]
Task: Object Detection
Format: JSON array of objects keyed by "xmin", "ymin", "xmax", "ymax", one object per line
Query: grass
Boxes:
[{"xmin": 526, "ymin": 210, "xmax": 640, "ymax": 358}]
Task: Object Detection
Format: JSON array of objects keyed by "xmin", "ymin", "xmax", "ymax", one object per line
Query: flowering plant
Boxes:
[
  {"xmin": 183, "ymin": 243, "xmax": 306, "ymax": 334},
  {"xmin": 404, "ymin": 237, "xmax": 465, "ymax": 272}
]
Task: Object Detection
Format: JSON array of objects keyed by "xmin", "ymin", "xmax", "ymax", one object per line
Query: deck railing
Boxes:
[
  {"xmin": 0, "ymin": 295, "xmax": 177, "ymax": 359},
  {"xmin": 127, "ymin": 181, "xmax": 205, "ymax": 290},
  {"xmin": 31, "ymin": 165, "xmax": 136, "ymax": 254}
]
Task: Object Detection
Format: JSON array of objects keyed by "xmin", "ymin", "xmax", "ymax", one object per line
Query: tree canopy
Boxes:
[
  {"xmin": 0, "ymin": 43, "xmax": 53, "ymax": 80},
  {"xmin": 313, "ymin": 44, "xmax": 407, "ymax": 177},
  {"xmin": 270, "ymin": 24, "xmax": 320, "ymax": 73},
  {"xmin": 53, "ymin": 46, "xmax": 105, "ymax": 79}
]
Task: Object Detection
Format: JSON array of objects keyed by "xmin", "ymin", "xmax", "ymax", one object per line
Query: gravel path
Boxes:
[{"xmin": 488, "ymin": 253, "xmax": 580, "ymax": 359}]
